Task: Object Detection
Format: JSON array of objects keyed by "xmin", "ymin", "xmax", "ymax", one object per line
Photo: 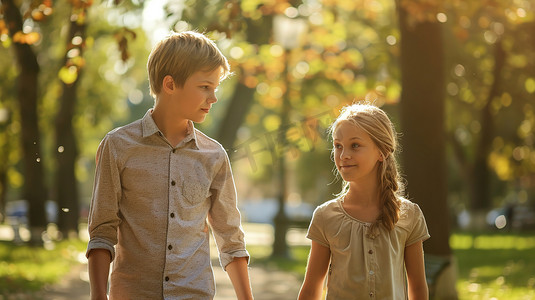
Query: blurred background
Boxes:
[{"xmin": 0, "ymin": 0, "xmax": 534, "ymax": 299}]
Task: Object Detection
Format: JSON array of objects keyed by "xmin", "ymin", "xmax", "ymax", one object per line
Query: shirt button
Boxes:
[
  {"xmin": 165, "ymin": 276, "xmax": 169, "ymax": 281},
  {"xmin": 168, "ymin": 244, "xmax": 173, "ymax": 250},
  {"xmin": 369, "ymin": 270, "xmax": 374, "ymax": 275},
  {"xmin": 368, "ymin": 250, "xmax": 373, "ymax": 254},
  {"xmin": 369, "ymin": 292, "xmax": 374, "ymax": 297},
  {"xmin": 171, "ymin": 180, "xmax": 176, "ymax": 186},
  {"xmin": 170, "ymin": 213, "xmax": 175, "ymax": 218}
]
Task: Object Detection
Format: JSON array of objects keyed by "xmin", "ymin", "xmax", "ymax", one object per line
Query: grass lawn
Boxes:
[
  {"xmin": 248, "ymin": 244, "xmax": 310, "ymax": 275},
  {"xmin": 249, "ymin": 231, "xmax": 535, "ymax": 300},
  {"xmin": 0, "ymin": 239, "xmax": 87, "ymax": 296},
  {"xmin": 451, "ymin": 232, "xmax": 535, "ymax": 300},
  {"xmin": 0, "ymin": 229, "xmax": 533, "ymax": 299}
]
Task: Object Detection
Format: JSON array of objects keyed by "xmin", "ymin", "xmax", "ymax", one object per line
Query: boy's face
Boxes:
[{"xmin": 171, "ymin": 67, "xmax": 222, "ymax": 123}]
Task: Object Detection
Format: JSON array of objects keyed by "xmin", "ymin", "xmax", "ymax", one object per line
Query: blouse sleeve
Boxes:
[
  {"xmin": 306, "ymin": 205, "xmax": 330, "ymax": 247},
  {"xmin": 406, "ymin": 202, "xmax": 431, "ymax": 246}
]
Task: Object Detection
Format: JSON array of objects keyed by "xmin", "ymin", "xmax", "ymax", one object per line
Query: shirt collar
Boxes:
[{"xmin": 141, "ymin": 109, "xmax": 200, "ymax": 150}]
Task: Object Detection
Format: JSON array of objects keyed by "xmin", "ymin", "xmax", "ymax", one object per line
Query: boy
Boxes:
[{"xmin": 86, "ymin": 31, "xmax": 253, "ymax": 300}]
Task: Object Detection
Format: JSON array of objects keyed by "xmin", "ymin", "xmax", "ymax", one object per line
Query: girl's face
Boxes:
[{"xmin": 333, "ymin": 120, "xmax": 383, "ymax": 184}]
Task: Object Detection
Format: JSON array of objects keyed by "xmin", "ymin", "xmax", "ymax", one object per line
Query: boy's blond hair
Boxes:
[{"xmin": 147, "ymin": 31, "xmax": 230, "ymax": 98}]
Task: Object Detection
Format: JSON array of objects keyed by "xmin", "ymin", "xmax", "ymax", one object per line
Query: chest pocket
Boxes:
[{"xmin": 181, "ymin": 171, "xmax": 212, "ymax": 205}]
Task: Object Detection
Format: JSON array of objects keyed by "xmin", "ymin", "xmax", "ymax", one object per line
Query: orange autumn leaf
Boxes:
[
  {"xmin": 70, "ymin": 56, "xmax": 86, "ymax": 68},
  {"xmin": 454, "ymin": 27, "xmax": 470, "ymax": 42},
  {"xmin": 25, "ymin": 32, "xmax": 41, "ymax": 44},
  {"xmin": 31, "ymin": 9, "xmax": 45, "ymax": 21},
  {"xmin": 12, "ymin": 31, "xmax": 24, "ymax": 43},
  {"xmin": 12, "ymin": 31, "xmax": 41, "ymax": 44}
]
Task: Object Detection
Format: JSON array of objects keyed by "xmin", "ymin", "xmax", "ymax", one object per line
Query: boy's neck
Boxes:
[{"xmin": 151, "ymin": 106, "xmax": 190, "ymax": 147}]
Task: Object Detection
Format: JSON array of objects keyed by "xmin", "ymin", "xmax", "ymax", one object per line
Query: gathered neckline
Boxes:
[{"xmin": 336, "ymin": 198, "xmax": 375, "ymax": 226}]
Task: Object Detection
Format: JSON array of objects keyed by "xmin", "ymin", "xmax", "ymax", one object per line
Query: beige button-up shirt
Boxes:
[
  {"xmin": 86, "ymin": 110, "xmax": 249, "ymax": 299},
  {"xmin": 307, "ymin": 198, "xmax": 430, "ymax": 300}
]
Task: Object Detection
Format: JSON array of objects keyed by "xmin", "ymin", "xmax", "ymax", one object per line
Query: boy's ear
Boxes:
[{"xmin": 162, "ymin": 75, "xmax": 175, "ymax": 93}]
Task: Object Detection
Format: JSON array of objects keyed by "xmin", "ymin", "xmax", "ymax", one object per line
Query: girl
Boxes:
[{"xmin": 298, "ymin": 104, "xmax": 430, "ymax": 299}]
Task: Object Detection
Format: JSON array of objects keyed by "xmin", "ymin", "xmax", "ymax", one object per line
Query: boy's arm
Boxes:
[
  {"xmin": 207, "ymin": 150, "xmax": 249, "ymax": 267},
  {"xmin": 88, "ymin": 249, "xmax": 111, "ymax": 300},
  {"xmin": 404, "ymin": 240, "xmax": 429, "ymax": 300},
  {"xmin": 208, "ymin": 149, "xmax": 252, "ymax": 296},
  {"xmin": 226, "ymin": 257, "xmax": 253, "ymax": 300},
  {"xmin": 298, "ymin": 241, "xmax": 330, "ymax": 300},
  {"xmin": 86, "ymin": 136, "xmax": 122, "ymax": 256},
  {"xmin": 86, "ymin": 136, "xmax": 121, "ymax": 299}
]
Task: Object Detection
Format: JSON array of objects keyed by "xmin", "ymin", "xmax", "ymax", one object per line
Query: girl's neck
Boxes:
[
  {"xmin": 342, "ymin": 185, "xmax": 382, "ymax": 223},
  {"xmin": 344, "ymin": 182, "xmax": 380, "ymax": 206}
]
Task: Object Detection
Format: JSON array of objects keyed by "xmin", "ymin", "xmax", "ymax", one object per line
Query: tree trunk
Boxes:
[
  {"xmin": 471, "ymin": 40, "xmax": 505, "ymax": 212},
  {"xmin": 0, "ymin": 113, "xmax": 10, "ymax": 223},
  {"xmin": 216, "ymin": 80, "xmax": 256, "ymax": 151},
  {"xmin": 0, "ymin": 171, "xmax": 6, "ymax": 223},
  {"xmin": 215, "ymin": 16, "xmax": 272, "ymax": 151},
  {"xmin": 398, "ymin": 4, "xmax": 457, "ymax": 299},
  {"xmin": 55, "ymin": 82, "xmax": 80, "ymax": 238},
  {"xmin": 272, "ymin": 49, "xmax": 291, "ymax": 258},
  {"xmin": 4, "ymin": 0, "xmax": 47, "ymax": 245},
  {"xmin": 55, "ymin": 11, "xmax": 87, "ymax": 238}
]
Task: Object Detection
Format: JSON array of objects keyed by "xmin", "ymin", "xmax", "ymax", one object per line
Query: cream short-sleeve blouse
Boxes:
[{"xmin": 307, "ymin": 197, "xmax": 430, "ymax": 300}]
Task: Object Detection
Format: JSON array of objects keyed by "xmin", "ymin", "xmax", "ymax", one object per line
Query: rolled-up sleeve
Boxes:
[
  {"xmin": 86, "ymin": 134, "xmax": 122, "ymax": 260},
  {"xmin": 207, "ymin": 150, "xmax": 249, "ymax": 270}
]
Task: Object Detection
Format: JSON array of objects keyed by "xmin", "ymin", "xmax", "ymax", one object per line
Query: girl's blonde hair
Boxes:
[
  {"xmin": 330, "ymin": 103, "xmax": 404, "ymax": 231},
  {"xmin": 147, "ymin": 31, "xmax": 231, "ymax": 98}
]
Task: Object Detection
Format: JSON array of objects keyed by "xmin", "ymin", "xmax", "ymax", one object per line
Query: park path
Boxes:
[
  {"xmin": 42, "ymin": 259, "xmax": 303, "ymax": 300},
  {"xmin": 40, "ymin": 223, "xmax": 307, "ymax": 300}
]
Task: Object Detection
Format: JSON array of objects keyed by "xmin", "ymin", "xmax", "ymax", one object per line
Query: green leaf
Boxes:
[
  {"xmin": 58, "ymin": 66, "xmax": 78, "ymax": 84},
  {"xmin": 525, "ymin": 78, "xmax": 535, "ymax": 94}
]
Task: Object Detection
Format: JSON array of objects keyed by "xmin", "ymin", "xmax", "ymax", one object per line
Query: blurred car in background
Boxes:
[
  {"xmin": 5, "ymin": 200, "xmax": 58, "ymax": 224},
  {"xmin": 239, "ymin": 198, "xmax": 314, "ymax": 228},
  {"xmin": 487, "ymin": 203, "xmax": 535, "ymax": 230}
]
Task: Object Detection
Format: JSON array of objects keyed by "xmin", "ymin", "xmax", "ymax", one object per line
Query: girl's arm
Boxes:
[
  {"xmin": 405, "ymin": 240, "xmax": 429, "ymax": 300},
  {"xmin": 226, "ymin": 256, "xmax": 254, "ymax": 300},
  {"xmin": 298, "ymin": 241, "xmax": 331, "ymax": 300}
]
